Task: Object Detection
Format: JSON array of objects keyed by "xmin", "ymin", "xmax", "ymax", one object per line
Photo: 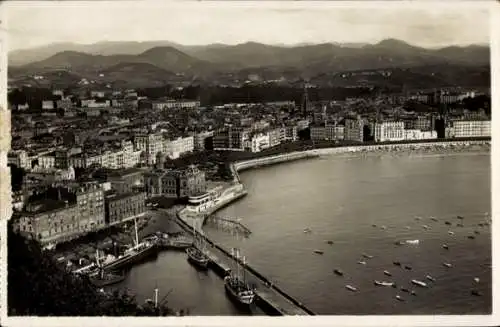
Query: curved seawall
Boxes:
[{"xmin": 232, "ymin": 139, "xmax": 490, "ymax": 179}]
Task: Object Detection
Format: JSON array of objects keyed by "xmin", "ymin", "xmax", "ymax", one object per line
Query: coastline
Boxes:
[{"xmin": 177, "ymin": 138, "xmax": 490, "ymax": 230}]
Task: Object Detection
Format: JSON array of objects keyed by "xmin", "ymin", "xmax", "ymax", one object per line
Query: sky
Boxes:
[{"xmin": 3, "ymin": 0, "xmax": 492, "ymax": 51}]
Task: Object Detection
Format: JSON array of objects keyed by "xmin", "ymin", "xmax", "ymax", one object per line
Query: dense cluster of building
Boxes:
[{"xmin": 8, "ymin": 85, "xmax": 490, "ymax": 245}]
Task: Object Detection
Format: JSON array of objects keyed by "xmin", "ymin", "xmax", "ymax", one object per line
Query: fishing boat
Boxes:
[
  {"xmin": 445, "ymin": 221, "xmax": 451, "ymax": 225},
  {"xmin": 326, "ymin": 240, "xmax": 334, "ymax": 245},
  {"xmin": 474, "ymin": 277, "xmax": 480, "ymax": 283},
  {"xmin": 362, "ymin": 253, "xmax": 374, "ymax": 259},
  {"xmin": 333, "ymin": 269, "xmax": 344, "ymax": 276},
  {"xmin": 383, "ymin": 270, "xmax": 392, "ymax": 277},
  {"xmin": 101, "ymin": 218, "xmax": 158, "ymax": 272},
  {"xmin": 400, "ymin": 287, "xmax": 409, "ymax": 293},
  {"xmin": 411, "ymin": 279, "xmax": 427, "ymax": 288},
  {"xmin": 303, "ymin": 228, "xmax": 312, "ymax": 234},
  {"xmin": 374, "ymin": 280, "xmax": 394, "ymax": 287},
  {"xmin": 405, "ymin": 240, "xmax": 419, "ymax": 245},
  {"xmin": 442, "ymin": 244, "xmax": 449, "ymax": 250},
  {"xmin": 468, "ymin": 235, "xmax": 476, "ymax": 239},
  {"xmin": 404, "ymin": 265, "xmax": 412, "ymax": 270},
  {"xmin": 457, "ymin": 215, "xmax": 464, "ymax": 220},
  {"xmin": 448, "ymin": 231, "xmax": 455, "ymax": 235},
  {"xmin": 313, "ymin": 249, "xmax": 324, "ymax": 255},
  {"xmin": 357, "ymin": 260, "xmax": 367, "ymax": 265},
  {"xmin": 393, "ymin": 261, "xmax": 402, "ymax": 266},
  {"xmin": 396, "ymin": 295, "xmax": 405, "ymax": 302},
  {"xmin": 443, "ymin": 262, "xmax": 453, "ymax": 268},
  {"xmin": 224, "ymin": 248, "xmax": 255, "ymax": 306},
  {"xmin": 345, "ymin": 285, "xmax": 357, "ymax": 292},
  {"xmin": 186, "ymin": 222, "xmax": 209, "ymax": 270},
  {"xmin": 457, "ymin": 223, "xmax": 464, "ymax": 227}
]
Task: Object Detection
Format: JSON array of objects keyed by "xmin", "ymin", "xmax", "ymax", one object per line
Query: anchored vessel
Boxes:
[
  {"xmin": 186, "ymin": 222, "xmax": 210, "ymax": 269},
  {"xmin": 224, "ymin": 248, "xmax": 255, "ymax": 306},
  {"xmin": 101, "ymin": 218, "xmax": 158, "ymax": 272}
]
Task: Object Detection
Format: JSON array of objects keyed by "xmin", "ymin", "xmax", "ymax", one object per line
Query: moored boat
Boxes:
[
  {"xmin": 101, "ymin": 218, "xmax": 158, "ymax": 272},
  {"xmin": 334, "ymin": 269, "xmax": 344, "ymax": 276},
  {"xmin": 345, "ymin": 285, "xmax": 357, "ymax": 292},
  {"xmin": 374, "ymin": 280, "xmax": 394, "ymax": 287},
  {"xmin": 224, "ymin": 248, "xmax": 255, "ymax": 307},
  {"xmin": 411, "ymin": 279, "xmax": 427, "ymax": 288},
  {"xmin": 383, "ymin": 270, "xmax": 392, "ymax": 277},
  {"xmin": 186, "ymin": 222, "xmax": 209, "ymax": 270},
  {"xmin": 313, "ymin": 249, "xmax": 324, "ymax": 255},
  {"xmin": 443, "ymin": 262, "xmax": 453, "ymax": 268}
]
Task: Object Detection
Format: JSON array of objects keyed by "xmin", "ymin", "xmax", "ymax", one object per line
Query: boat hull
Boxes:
[
  {"xmin": 186, "ymin": 248, "xmax": 209, "ymax": 270},
  {"xmin": 224, "ymin": 278, "xmax": 255, "ymax": 306},
  {"xmin": 90, "ymin": 274, "xmax": 126, "ymax": 287},
  {"xmin": 102, "ymin": 245, "xmax": 158, "ymax": 272}
]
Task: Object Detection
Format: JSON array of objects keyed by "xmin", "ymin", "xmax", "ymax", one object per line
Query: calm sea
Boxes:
[{"xmin": 117, "ymin": 150, "xmax": 492, "ymax": 315}]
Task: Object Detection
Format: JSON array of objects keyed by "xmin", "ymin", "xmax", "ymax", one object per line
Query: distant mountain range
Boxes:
[{"xmin": 8, "ymin": 39, "xmax": 490, "ymax": 88}]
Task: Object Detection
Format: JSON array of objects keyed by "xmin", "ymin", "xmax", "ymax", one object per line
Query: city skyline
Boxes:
[{"xmin": 5, "ymin": 0, "xmax": 491, "ymax": 51}]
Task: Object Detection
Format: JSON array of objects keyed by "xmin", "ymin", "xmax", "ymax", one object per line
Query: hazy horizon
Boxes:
[{"xmin": 4, "ymin": 1, "xmax": 491, "ymax": 52}]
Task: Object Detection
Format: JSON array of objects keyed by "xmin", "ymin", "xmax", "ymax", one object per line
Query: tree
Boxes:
[{"xmin": 7, "ymin": 222, "xmax": 175, "ymax": 316}]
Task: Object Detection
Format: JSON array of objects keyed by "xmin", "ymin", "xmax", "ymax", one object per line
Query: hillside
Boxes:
[{"xmin": 8, "ymin": 39, "xmax": 490, "ymax": 89}]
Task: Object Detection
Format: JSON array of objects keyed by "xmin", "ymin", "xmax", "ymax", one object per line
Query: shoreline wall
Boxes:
[{"xmin": 232, "ymin": 139, "xmax": 490, "ymax": 179}]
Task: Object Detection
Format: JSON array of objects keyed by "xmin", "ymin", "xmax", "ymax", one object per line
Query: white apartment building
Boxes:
[
  {"xmin": 134, "ymin": 133, "xmax": 163, "ymax": 165},
  {"xmin": 42, "ymin": 100, "xmax": 54, "ymax": 110},
  {"xmin": 374, "ymin": 121, "xmax": 405, "ymax": 142},
  {"xmin": 8, "ymin": 150, "xmax": 30, "ymax": 169},
  {"xmin": 152, "ymin": 100, "xmax": 200, "ymax": 111},
  {"xmin": 451, "ymin": 120, "xmax": 491, "ymax": 138},
  {"xmin": 310, "ymin": 124, "xmax": 341, "ymax": 141},
  {"xmin": 81, "ymin": 99, "xmax": 111, "ymax": 108},
  {"xmin": 37, "ymin": 155, "xmax": 56, "ymax": 169},
  {"xmin": 163, "ymin": 136, "xmax": 195, "ymax": 159},
  {"xmin": 248, "ymin": 133, "xmax": 270, "ymax": 152},
  {"xmin": 404, "ymin": 129, "xmax": 438, "ymax": 141}
]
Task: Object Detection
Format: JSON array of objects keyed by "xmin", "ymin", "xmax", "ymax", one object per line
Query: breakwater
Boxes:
[{"xmin": 175, "ymin": 210, "xmax": 314, "ymax": 316}]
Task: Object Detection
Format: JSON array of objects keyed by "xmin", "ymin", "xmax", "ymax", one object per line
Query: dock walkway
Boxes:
[{"xmin": 176, "ymin": 211, "xmax": 314, "ymax": 316}]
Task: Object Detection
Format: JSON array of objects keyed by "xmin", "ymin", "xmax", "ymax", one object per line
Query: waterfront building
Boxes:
[
  {"xmin": 310, "ymin": 124, "xmax": 341, "ymax": 141},
  {"xmin": 248, "ymin": 132, "xmax": 271, "ymax": 153},
  {"xmin": 104, "ymin": 191, "xmax": 146, "ymax": 226},
  {"xmin": 185, "ymin": 184, "xmax": 224, "ymax": 213},
  {"xmin": 74, "ymin": 182, "xmax": 106, "ymax": 233},
  {"xmin": 213, "ymin": 127, "xmax": 251, "ymax": 151},
  {"xmin": 14, "ymin": 200, "xmax": 80, "ymax": 245},
  {"xmin": 404, "ymin": 129, "xmax": 438, "ymax": 141},
  {"xmin": 374, "ymin": 121, "xmax": 405, "ymax": 142},
  {"xmin": 344, "ymin": 117, "xmax": 364, "ymax": 142},
  {"xmin": 450, "ymin": 119, "xmax": 491, "ymax": 138},
  {"xmin": 268, "ymin": 128, "xmax": 282, "ymax": 148},
  {"xmin": 144, "ymin": 166, "xmax": 206, "ymax": 199}
]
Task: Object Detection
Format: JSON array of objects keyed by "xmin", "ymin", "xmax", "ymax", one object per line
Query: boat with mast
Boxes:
[
  {"xmin": 224, "ymin": 247, "xmax": 255, "ymax": 306},
  {"xmin": 186, "ymin": 221, "xmax": 210, "ymax": 269},
  {"xmin": 101, "ymin": 217, "xmax": 158, "ymax": 272},
  {"xmin": 89, "ymin": 249, "xmax": 126, "ymax": 287}
]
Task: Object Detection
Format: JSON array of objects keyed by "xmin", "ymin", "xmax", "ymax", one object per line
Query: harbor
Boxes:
[{"xmin": 176, "ymin": 208, "xmax": 314, "ymax": 316}]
